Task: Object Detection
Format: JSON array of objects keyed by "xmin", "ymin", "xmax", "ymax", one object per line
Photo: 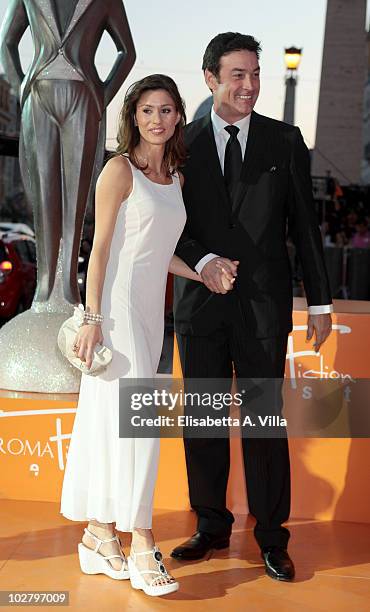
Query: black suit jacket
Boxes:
[
  {"xmin": 0, "ymin": 0, "xmax": 135, "ymax": 118},
  {"xmin": 173, "ymin": 111, "xmax": 332, "ymax": 338}
]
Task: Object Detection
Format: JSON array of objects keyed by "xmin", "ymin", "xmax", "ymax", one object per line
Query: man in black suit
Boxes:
[{"xmin": 171, "ymin": 32, "xmax": 332, "ymax": 581}]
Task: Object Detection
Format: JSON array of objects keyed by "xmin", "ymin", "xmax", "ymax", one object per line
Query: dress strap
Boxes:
[{"xmin": 172, "ymin": 170, "xmax": 183, "ymax": 192}]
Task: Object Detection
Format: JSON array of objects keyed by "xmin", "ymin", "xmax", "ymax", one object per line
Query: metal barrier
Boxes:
[
  {"xmin": 287, "ymin": 245, "xmax": 370, "ymax": 301},
  {"xmin": 323, "ymin": 247, "xmax": 345, "ymax": 299},
  {"xmin": 347, "ymin": 248, "xmax": 370, "ymax": 300}
]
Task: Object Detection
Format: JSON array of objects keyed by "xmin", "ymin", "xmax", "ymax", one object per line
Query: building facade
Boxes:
[
  {"xmin": 312, "ymin": 0, "xmax": 367, "ymax": 184},
  {"xmin": 361, "ymin": 27, "xmax": 370, "ymax": 184}
]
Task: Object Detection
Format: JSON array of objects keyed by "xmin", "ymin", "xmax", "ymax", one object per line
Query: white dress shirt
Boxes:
[{"xmin": 194, "ymin": 106, "xmax": 333, "ymax": 315}]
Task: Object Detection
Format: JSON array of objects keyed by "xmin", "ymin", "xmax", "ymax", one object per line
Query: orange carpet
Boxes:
[{"xmin": 0, "ymin": 500, "xmax": 369, "ymax": 611}]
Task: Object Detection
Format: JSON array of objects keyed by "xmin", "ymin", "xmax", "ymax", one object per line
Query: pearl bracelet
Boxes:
[{"xmin": 83, "ymin": 311, "xmax": 104, "ymax": 325}]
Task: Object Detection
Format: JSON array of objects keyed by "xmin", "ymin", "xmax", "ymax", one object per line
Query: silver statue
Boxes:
[
  {"xmin": 0, "ymin": 0, "xmax": 136, "ymax": 303},
  {"xmin": 0, "ymin": 1, "xmax": 135, "ymax": 392}
]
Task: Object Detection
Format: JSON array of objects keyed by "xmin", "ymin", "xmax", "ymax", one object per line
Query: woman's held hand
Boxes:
[
  {"xmin": 215, "ymin": 261, "xmax": 238, "ymax": 291},
  {"xmin": 73, "ymin": 324, "xmax": 104, "ymax": 370}
]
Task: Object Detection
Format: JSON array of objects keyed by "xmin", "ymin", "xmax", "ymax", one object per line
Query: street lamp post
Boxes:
[{"xmin": 283, "ymin": 46, "xmax": 302, "ymax": 125}]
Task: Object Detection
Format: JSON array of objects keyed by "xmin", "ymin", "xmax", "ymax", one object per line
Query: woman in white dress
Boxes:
[{"xmin": 60, "ymin": 74, "xmax": 234, "ymax": 597}]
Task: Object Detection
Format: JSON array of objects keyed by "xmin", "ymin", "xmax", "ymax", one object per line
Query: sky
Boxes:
[{"xmin": 0, "ymin": 0, "xmax": 369, "ymax": 150}]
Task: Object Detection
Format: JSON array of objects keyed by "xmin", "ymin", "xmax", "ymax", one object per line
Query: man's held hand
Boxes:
[{"xmin": 201, "ymin": 257, "xmax": 239, "ymax": 294}]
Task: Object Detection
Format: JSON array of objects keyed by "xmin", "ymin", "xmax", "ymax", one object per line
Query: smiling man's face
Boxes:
[{"xmin": 205, "ymin": 49, "xmax": 260, "ymax": 123}]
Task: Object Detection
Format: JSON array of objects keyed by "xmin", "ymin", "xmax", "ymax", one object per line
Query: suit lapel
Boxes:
[
  {"xmin": 62, "ymin": 0, "xmax": 95, "ymax": 42},
  {"xmin": 232, "ymin": 111, "xmax": 269, "ymax": 215},
  {"xmin": 35, "ymin": 0, "xmax": 95, "ymax": 44},
  {"xmin": 195, "ymin": 114, "xmax": 230, "ymax": 211},
  {"xmin": 192, "ymin": 112, "xmax": 270, "ymax": 215},
  {"xmin": 36, "ymin": 0, "xmax": 61, "ymax": 43}
]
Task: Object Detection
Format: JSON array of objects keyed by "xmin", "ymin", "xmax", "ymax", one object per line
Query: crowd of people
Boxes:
[{"xmin": 320, "ymin": 182, "xmax": 370, "ymax": 249}]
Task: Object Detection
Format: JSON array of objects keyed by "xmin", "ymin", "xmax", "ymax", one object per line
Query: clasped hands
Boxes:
[
  {"xmin": 201, "ymin": 257, "xmax": 332, "ymax": 352},
  {"xmin": 201, "ymin": 257, "xmax": 239, "ymax": 294}
]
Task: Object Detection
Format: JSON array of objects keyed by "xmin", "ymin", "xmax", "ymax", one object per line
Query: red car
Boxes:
[{"xmin": 0, "ymin": 233, "xmax": 37, "ymax": 321}]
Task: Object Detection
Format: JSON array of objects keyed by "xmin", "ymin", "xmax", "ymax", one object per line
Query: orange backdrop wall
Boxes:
[{"xmin": 1, "ymin": 299, "xmax": 369, "ymax": 524}]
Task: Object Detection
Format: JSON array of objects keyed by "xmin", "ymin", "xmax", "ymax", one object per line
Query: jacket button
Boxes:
[{"xmin": 229, "ymin": 223, "xmax": 236, "ymax": 229}]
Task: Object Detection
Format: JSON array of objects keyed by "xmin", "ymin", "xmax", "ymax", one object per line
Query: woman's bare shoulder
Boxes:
[
  {"xmin": 101, "ymin": 154, "xmax": 132, "ymax": 179},
  {"xmin": 96, "ymin": 154, "xmax": 133, "ymax": 201}
]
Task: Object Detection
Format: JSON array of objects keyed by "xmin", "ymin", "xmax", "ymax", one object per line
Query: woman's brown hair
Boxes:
[{"xmin": 116, "ymin": 74, "xmax": 186, "ymax": 176}]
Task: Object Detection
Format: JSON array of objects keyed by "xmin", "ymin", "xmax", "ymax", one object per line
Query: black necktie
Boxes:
[{"xmin": 224, "ymin": 125, "xmax": 242, "ymax": 204}]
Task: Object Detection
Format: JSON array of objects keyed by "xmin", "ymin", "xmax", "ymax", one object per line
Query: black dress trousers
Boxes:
[{"xmin": 176, "ymin": 291, "xmax": 291, "ymax": 549}]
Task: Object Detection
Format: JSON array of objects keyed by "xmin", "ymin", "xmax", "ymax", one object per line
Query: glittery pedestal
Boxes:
[{"xmin": 0, "ymin": 242, "xmax": 82, "ymax": 393}]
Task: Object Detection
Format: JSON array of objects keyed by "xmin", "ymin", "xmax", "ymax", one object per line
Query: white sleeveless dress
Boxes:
[{"xmin": 60, "ymin": 158, "xmax": 186, "ymax": 531}]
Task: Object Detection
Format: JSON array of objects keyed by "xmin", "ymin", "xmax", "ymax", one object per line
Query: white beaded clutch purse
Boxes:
[{"xmin": 57, "ymin": 304, "xmax": 113, "ymax": 376}]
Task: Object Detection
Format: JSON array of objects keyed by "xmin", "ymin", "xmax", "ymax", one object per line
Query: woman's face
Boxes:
[{"xmin": 135, "ymin": 88, "xmax": 180, "ymax": 147}]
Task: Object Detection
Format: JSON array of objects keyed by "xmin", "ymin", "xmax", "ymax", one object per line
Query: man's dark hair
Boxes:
[{"xmin": 202, "ymin": 32, "xmax": 262, "ymax": 78}]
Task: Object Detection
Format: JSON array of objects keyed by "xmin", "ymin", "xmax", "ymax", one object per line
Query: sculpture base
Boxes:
[
  {"xmin": 0, "ymin": 239, "xmax": 83, "ymax": 393},
  {"xmin": 0, "ymin": 306, "xmax": 81, "ymax": 393}
]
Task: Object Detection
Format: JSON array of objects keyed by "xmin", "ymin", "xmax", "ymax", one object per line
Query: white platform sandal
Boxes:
[
  {"xmin": 78, "ymin": 527, "xmax": 130, "ymax": 580},
  {"xmin": 127, "ymin": 545, "xmax": 179, "ymax": 596}
]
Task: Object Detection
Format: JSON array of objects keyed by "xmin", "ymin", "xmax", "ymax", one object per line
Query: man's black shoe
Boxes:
[
  {"xmin": 171, "ymin": 531, "xmax": 230, "ymax": 560},
  {"xmin": 261, "ymin": 546, "xmax": 295, "ymax": 581}
]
